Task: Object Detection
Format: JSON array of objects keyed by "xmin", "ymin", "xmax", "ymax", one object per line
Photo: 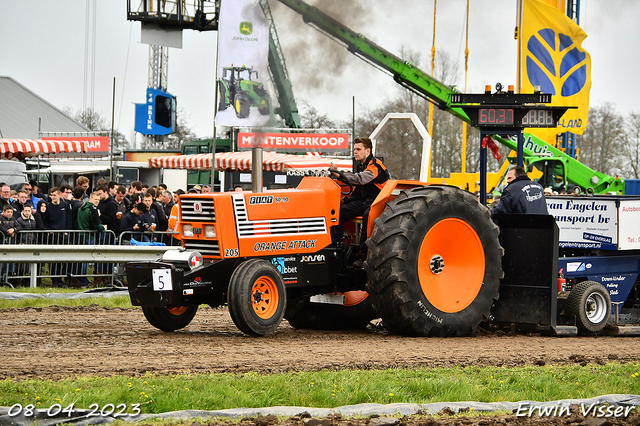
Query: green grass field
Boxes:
[
  {"xmin": 1, "ymin": 365, "xmax": 640, "ymax": 415},
  {"xmin": 1, "ymin": 288, "xmax": 639, "ymax": 419}
]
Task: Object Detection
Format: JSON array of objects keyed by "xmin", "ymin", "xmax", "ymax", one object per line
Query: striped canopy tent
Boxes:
[
  {"xmin": 0, "ymin": 139, "xmax": 89, "ymax": 159},
  {"xmin": 148, "ymin": 151, "xmax": 353, "ymax": 172}
]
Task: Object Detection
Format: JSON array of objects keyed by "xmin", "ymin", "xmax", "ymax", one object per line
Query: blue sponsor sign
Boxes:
[{"xmin": 134, "ymin": 88, "xmax": 176, "ymax": 135}]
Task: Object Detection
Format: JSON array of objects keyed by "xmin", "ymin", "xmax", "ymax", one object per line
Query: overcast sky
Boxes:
[{"xmin": 1, "ymin": 0, "xmax": 638, "ymax": 143}]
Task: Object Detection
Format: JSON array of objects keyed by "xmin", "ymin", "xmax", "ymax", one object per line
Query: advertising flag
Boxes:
[
  {"xmin": 216, "ymin": 0, "xmax": 272, "ymax": 127},
  {"xmin": 521, "ymin": 0, "xmax": 591, "ymax": 136}
]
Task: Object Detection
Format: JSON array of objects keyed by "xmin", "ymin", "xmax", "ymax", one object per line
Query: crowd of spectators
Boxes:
[{"xmin": 0, "ymin": 177, "xmax": 188, "ymax": 287}]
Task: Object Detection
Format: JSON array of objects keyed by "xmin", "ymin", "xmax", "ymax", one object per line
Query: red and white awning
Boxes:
[
  {"xmin": 149, "ymin": 151, "xmax": 353, "ymax": 172},
  {"xmin": 0, "ymin": 139, "xmax": 89, "ymax": 159}
]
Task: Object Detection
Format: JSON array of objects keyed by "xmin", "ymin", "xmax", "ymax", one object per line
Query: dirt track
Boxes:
[
  {"xmin": 2, "ymin": 305, "xmax": 640, "ymax": 381},
  {"xmin": 2, "ymin": 305, "xmax": 640, "ymax": 425}
]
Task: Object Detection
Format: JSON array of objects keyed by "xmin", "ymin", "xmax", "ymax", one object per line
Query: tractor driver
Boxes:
[{"xmin": 329, "ymin": 137, "xmax": 390, "ymax": 260}]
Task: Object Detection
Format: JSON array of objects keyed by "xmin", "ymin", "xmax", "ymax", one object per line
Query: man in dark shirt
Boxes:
[
  {"xmin": 0, "ymin": 204, "xmax": 17, "ymax": 281},
  {"xmin": 113, "ymin": 186, "xmax": 130, "ymax": 236},
  {"xmin": 68, "ymin": 186, "xmax": 85, "ymax": 230},
  {"xmin": 125, "ymin": 181, "xmax": 143, "ymax": 204},
  {"xmin": 76, "ymin": 176, "xmax": 90, "ymax": 205},
  {"xmin": 492, "ymin": 166, "xmax": 549, "ymax": 215},
  {"xmin": 121, "ymin": 203, "xmax": 149, "ymax": 242},
  {"xmin": 11, "ymin": 190, "xmax": 30, "ymax": 217},
  {"xmin": 96, "ymin": 184, "xmax": 117, "ymax": 234},
  {"xmin": 95, "ymin": 184, "xmax": 118, "ymax": 282},
  {"xmin": 329, "ymin": 137, "xmax": 390, "ymax": 259},
  {"xmin": 44, "ymin": 187, "xmax": 71, "ymax": 286},
  {"xmin": 44, "ymin": 187, "xmax": 71, "ymax": 233},
  {"xmin": 0, "ymin": 185, "xmax": 13, "ymax": 211},
  {"xmin": 59, "ymin": 184, "xmax": 74, "ymax": 203},
  {"xmin": 145, "ymin": 188, "xmax": 168, "ymax": 231},
  {"xmin": 0, "ymin": 203, "xmax": 17, "ymax": 237},
  {"xmin": 68, "ymin": 186, "xmax": 88, "ymax": 287},
  {"xmin": 160, "ymin": 190, "xmax": 174, "ymax": 226}
]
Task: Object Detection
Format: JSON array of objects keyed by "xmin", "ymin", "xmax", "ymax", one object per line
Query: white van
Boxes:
[{"xmin": 0, "ymin": 159, "xmax": 27, "ymax": 187}]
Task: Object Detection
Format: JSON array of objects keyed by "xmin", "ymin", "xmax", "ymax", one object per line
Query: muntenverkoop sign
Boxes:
[{"xmin": 238, "ymin": 132, "xmax": 349, "ymax": 152}]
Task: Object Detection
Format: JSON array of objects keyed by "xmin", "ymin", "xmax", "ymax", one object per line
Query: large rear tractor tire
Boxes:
[
  {"xmin": 365, "ymin": 185, "xmax": 503, "ymax": 337},
  {"xmin": 566, "ymin": 281, "xmax": 611, "ymax": 334},
  {"xmin": 142, "ymin": 305, "xmax": 198, "ymax": 332},
  {"xmin": 228, "ymin": 259, "xmax": 286, "ymax": 336},
  {"xmin": 258, "ymin": 96, "xmax": 271, "ymax": 116},
  {"xmin": 285, "ymin": 291, "xmax": 377, "ymax": 330}
]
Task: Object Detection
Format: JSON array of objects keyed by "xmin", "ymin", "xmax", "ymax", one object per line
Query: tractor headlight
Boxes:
[
  {"xmin": 204, "ymin": 225, "xmax": 216, "ymax": 238},
  {"xmin": 183, "ymin": 224, "xmax": 193, "ymax": 237}
]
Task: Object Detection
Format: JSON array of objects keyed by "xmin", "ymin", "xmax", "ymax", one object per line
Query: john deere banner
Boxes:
[
  {"xmin": 521, "ymin": 0, "xmax": 591, "ymax": 136},
  {"xmin": 216, "ymin": 0, "xmax": 271, "ymax": 127}
]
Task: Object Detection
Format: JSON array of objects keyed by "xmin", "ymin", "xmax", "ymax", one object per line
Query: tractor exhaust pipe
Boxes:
[{"xmin": 252, "ymin": 147, "xmax": 263, "ymax": 193}]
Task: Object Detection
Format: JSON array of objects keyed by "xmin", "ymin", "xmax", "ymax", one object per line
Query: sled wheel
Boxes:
[
  {"xmin": 566, "ymin": 281, "xmax": 611, "ymax": 334},
  {"xmin": 228, "ymin": 259, "xmax": 286, "ymax": 336},
  {"xmin": 234, "ymin": 92, "xmax": 250, "ymax": 119},
  {"xmin": 365, "ymin": 185, "xmax": 503, "ymax": 337},
  {"xmin": 217, "ymin": 81, "xmax": 227, "ymax": 111},
  {"xmin": 284, "ymin": 291, "xmax": 377, "ymax": 330},
  {"xmin": 142, "ymin": 304, "xmax": 198, "ymax": 332}
]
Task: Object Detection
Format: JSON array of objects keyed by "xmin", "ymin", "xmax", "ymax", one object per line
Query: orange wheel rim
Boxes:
[
  {"xmin": 252, "ymin": 276, "xmax": 279, "ymax": 319},
  {"xmin": 417, "ymin": 218, "xmax": 485, "ymax": 313},
  {"xmin": 167, "ymin": 306, "xmax": 189, "ymax": 315}
]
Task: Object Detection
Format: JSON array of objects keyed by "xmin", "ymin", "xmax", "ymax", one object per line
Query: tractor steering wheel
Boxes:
[{"xmin": 329, "ymin": 169, "xmax": 354, "ymax": 196}]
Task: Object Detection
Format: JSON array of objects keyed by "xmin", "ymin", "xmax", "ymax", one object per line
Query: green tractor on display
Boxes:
[{"xmin": 217, "ymin": 66, "xmax": 272, "ymax": 119}]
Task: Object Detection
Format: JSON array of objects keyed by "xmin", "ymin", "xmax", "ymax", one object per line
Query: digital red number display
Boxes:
[{"xmin": 478, "ymin": 108, "xmax": 515, "ymax": 126}]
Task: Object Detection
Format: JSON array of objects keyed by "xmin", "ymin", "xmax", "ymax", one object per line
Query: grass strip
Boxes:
[
  {"xmin": 1, "ymin": 365, "xmax": 639, "ymax": 415},
  {"xmin": 0, "ymin": 287, "xmax": 133, "ymax": 309}
]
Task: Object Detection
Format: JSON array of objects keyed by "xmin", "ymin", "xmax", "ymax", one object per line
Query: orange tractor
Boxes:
[{"xmin": 126, "ymin": 170, "xmax": 504, "ymax": 337}]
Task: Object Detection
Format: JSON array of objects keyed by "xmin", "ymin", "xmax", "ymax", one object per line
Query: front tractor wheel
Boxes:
[
  {"xmin": 234, "ymin": 92, "xmax": 250, "ymax": 119},
  {"xmin": 228, "ymin": 259, "xmax": 286, "ymax": 336},
  {"xmin": 142, "ymin": 305, "xmax": 198, "ymax": 332},
  {"xmin": 365, "ymin": 185, "xmax": 503, "ymax": 337},
  {"xmin": 566, "ymin": 281, "xmax": 611, "ymax": 334}
]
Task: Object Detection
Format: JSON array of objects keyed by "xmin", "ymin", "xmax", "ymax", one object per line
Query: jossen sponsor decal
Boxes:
[{"xmin": 301, "ymin": 254, "xmax": 325, "ymax": 263}]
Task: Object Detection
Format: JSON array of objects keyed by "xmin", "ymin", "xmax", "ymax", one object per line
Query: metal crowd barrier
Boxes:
[
  {"xmin": 0, "ymin": 229, "xmax": 181, "ymax": 289},
  {"xmin": 117, "ymin": 230, "xmax": 183, "ymax": 247}
]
